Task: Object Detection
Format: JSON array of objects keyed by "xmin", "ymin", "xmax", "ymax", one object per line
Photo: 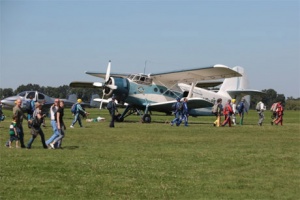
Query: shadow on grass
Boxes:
[{"xmin": 62, "ymin": 146, "xmax": 80, "ymax": 150}]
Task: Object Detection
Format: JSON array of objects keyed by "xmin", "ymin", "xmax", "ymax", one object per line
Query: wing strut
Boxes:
[{"xmin": 187, "ymin": 82, "xmax": 195, "ymax": 99}]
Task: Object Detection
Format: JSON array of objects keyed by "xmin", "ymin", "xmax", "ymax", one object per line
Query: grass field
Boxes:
[{"xmin": 0, "ymin": 108, "xmax": 299, "ymax": 199}]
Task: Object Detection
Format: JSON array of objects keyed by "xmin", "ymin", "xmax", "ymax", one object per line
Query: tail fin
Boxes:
[
  {"xmin": 67, "ymin": 94, "xmax": 78, "ymax": 103},
  {"xmin": 218, "ymin": 66, "xmax": 263, "ymax": 109},
  {"xmin": 218, "ymin": 66, "xmax": 249, "ymax": 95},
  {"xmin": 90, "ymin": 94, "xmax": 100, "ymax": 108}
]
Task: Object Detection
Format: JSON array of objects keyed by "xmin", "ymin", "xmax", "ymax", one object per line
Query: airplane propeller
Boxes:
[{"xmin": 94, "ymin": 60, "xmax": 117, "ymax": 109}]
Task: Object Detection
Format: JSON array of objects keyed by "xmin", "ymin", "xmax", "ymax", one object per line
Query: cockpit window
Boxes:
[
  {"xmin": 128, "ymin": 74, "xmax": 152, "ymax": 85},
  {"xmin": 18, "ymin": 92, "xmax": 26, "ymax": 97}
]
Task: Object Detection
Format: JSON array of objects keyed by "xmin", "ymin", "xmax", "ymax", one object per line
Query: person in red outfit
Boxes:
[
  {"xmin": 222, "ymin": 99, "xmax": 233, "ymax": 127},
  {"xmin": 274, "ymin": 102, "xmax": 284, "ymax": 125}
]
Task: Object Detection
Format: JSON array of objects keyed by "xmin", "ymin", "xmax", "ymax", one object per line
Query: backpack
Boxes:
[
  {"xmin": 237, "ymin": 102, "xmax": 244, "ymax": 113},
  {"xmin": 178, "ymin": 102, "xmax": 183, "ymax": 111},
  {"xmin": 270, "ymin": 103, "xmax": 278, "ymax": 112},
  {"xmin": 171, "ymin": 103, "xmax": 176, "ymax": 110},
  {"xmin": 212, "ymin": 104, "xmax": 218, "ymax": 114},
  {"xmin": 256, "ymin": 102, "xmax": 261, "ymax": 111},
  {"xmin": 71, "ymin": 103, "xmax": 77, "ymax": 114}
]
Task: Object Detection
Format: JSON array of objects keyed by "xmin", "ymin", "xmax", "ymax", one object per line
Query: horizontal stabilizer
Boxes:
[
  {"xmin": 227, "ymin": 90, "xmax": 264, "ymax": 98},
  {"xmin": 70, "ymin": 81, "xmax": 100, "ymax": 88}
]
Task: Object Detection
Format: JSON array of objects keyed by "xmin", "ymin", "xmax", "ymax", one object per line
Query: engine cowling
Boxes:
[{"xmin": 105, "ymin": 77, "xmax": 129, "ymax": 103}]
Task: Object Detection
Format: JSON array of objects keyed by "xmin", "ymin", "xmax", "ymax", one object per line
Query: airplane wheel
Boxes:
[
  {"xmin": 142, "ymin": 114, "xmax": 151, "ymax": 123},
  {"xmin": 115, "ymin": 114, "xmax": 124, "ymax": 122}
]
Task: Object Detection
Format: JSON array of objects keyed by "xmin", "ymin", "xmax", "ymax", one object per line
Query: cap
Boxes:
[
  {"xmin": 112, "ymin": 94, "xmax": 116, "ymax": 99},
  {"xmin": 231, "ymin": 99, "xmax": 236, "ymax": 103},
  {"xmin": 77, "ymin": 99, "xmax": 82, "ymax": 103},
  {"xmin": 176, "ymin": 97, "xmax": 180, "ymax": 101}
]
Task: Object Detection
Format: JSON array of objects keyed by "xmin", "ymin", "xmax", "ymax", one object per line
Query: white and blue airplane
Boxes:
[{"xmin": 70, "ymin": 61, "xmax": 262, "ymax": 123}]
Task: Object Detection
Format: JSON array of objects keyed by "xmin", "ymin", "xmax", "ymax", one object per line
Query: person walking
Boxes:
[
  {"xmin": 107, "ymin": 95, "xmax": 118, "ymax": 128},
  {"xmin": 70, "ymin": 99, "xmax": 88, "ymax": 128},
  {"xmin": 256, "ymin": 100, "xmax": 266, "ymax": 126},
  {"xmin": 170, "ymin": 97, "xmax": 182, "ymax": 126},
  {"xmin": 13, "ymin": 99, "xmax": 27, "ymax": 148},
  {"xmin": 222, "ymin": 99, "xmax": 233, "ymax": 127},
  {"xmin": 46, "ymin": 99, "xmax": 60, "ymax": 146},
  {"xmin": 178, "ymin": 98, "xmax": 189, "ymax": 127},
  {"xmin": 26, "ymin": 102, "xmax": 48, "ymax": 149},
  {"xmin": 8, "ymin": 116, "xmax": 19, "ymax": 148},
  {"xmin": 237, "ymin": 98, "xmax": 248, "ymax": 125},
  {"xmin": 49, "ymin": 101, "xmax": 66, "ymax": 149},
  {"xmin": 231, "ymin": 99, "xmax": 237, "ymax": 125},
  {"xmin": 274, "ymin": 101, "xmax": 284, "ymax": 125},
  {"xmin": 213, "ymin": 98, "xmax": 223, "ymax": 127}
]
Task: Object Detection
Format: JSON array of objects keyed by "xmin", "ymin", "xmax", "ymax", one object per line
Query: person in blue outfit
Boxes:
[
  {"xmin": 237, "ymin": 98, "xmax": 248, "ymax": 125},
  {"xmin": 70, "ymin": 99, "xmax": 88, "ymax": 128},
  {"xmin": 170, "ymin": 97, "xmax": 182, "ymax": 126},
  {"xmin": 178, "ymin": 98, "xmax": 189, "ymax": 127}
]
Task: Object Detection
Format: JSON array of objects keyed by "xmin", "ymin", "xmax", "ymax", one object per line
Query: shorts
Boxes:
[{"xmin": 10, "ymin": 135, "xmax": 19, "ymax": 142}]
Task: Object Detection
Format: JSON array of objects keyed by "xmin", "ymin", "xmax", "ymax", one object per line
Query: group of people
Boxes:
[
  {"xmin": 5, "ymin": 98, "xmax": 68, "ymax": 149},
  {"xmin": 3, "ymin": 95, "xmax": 285, "ymax": 148},
  {"xmin": 212, "ymin": 98, "xmax": 284, "ymax": 127},
  {"xmin": 170, "ymin": 97, "xmax": 189, "ymax": 127}
]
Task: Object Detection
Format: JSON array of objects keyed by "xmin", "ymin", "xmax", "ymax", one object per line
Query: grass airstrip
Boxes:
[{"xmin": 0, "ymin": 108, "xmax": 299, "ymax": 199}]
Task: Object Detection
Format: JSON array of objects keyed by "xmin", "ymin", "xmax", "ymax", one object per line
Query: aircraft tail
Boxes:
[
  {"xmin": 67, "ymin": 94, "xmax": 78, "ymax": 103},
  {"xmin": 218, "ymin": 66, "xmax": 263, "ymax": 109},
  {"xmin": 90, "ymin": 94, "xmax": 100, "ymax": 108},
  {"xmin": 218, "ymin": 66, "xmax": 249, "ymax": 95}
]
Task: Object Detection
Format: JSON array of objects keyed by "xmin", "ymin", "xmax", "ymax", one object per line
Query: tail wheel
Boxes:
[{"xmin": 142, "ymin": 114, "xmax": 151, "ymax": 123}]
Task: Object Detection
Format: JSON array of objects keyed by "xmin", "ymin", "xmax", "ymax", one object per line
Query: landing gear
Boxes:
[
  {"xmin": 115, "ymin": 114, "xmax": 124, "ymax": 122},
  {"xmin": 142, "ymin": 114, "xmax": 151, "ymax": 123}
]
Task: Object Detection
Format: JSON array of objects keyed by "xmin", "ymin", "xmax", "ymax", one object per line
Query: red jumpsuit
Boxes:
[
  {"xmin": 275, "ymin": 103, "xmax": 283, "ymax": 125},
  {"xmin": 222, "ymin": 103, "xmax": 233, "ymax": 127}
]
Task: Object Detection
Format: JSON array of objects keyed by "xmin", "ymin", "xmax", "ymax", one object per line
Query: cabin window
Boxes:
[
  {"xmin": 154, "ymin": 88, "xmax": 158, "ymax": 92},
  {"xmin": 38, "ymin": 93, "xmax": 45, "ymax": 100},
  {"xmin": 26, "ymin": 91, "xmax": 36, "ymax": 99},
  {"xmin": 160, "ymin": 89, "xmax": 163, "ymax": 93}
]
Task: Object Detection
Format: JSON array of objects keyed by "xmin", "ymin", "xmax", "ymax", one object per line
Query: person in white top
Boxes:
[
  {"xmin": 231, "ymin": 99, "xmax": 237, "ymax": 125},
  {"xmin": 257, "ymin": 100, "xmax": 266, "ymax": 126}
]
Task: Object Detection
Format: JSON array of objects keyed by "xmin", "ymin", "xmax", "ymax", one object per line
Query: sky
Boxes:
[{"xmin": 1, "ymin": 0, "xmax": 299, "ymax": 98}]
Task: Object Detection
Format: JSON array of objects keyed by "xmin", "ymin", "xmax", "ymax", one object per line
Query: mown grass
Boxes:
[{"xmin": 0, "ymin": 109, "xmax": 299, "ymax": 199}]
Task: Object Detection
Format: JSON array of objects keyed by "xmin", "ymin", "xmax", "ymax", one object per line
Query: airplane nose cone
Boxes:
[{"xmin": 1, "ymin": 97, "xmax": 18, "ymax": 107}]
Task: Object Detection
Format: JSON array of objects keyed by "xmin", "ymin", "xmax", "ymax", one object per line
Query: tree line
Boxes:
[{"xmin": 0, "ymin": 84, "xmax": 299, "ymax": 110}]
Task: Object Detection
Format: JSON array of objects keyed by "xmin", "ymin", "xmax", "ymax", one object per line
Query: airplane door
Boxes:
[{"xmin": 25, "ymin": 91, "xmax": 36, "ymax": 101}]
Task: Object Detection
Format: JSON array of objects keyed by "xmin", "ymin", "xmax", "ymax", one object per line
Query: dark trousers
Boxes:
[
  {"xmin": 109, "ymin": 110, "xmax": 115, "ymax": 127},
  {"xmin": 27, "ymin": 127, "xmax": 47, "ymax": 149}
]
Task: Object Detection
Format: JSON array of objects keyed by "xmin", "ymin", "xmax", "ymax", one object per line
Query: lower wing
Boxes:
[{"xmin": 148, "ymin": 98, "xmax": 213, "ymax": 113}]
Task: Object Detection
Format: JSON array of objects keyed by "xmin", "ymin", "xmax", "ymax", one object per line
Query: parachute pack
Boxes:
[
  {"xmin": 71, "ymin": 103, "xmax": 77, "ymax": 114},
  {"xmin": 212, "ymin": 104, "xmax": 218, "ymax": 114},
  {"xmin": 256, "ymin": 102, "xmax": 261, "ymax": 111}
]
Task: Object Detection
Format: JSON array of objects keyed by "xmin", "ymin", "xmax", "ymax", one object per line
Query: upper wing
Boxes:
[
  {"xmin": 151, "ymin": 65, "xmax": 241, "ymax": 87},
  {"xmin": 148, "ymin": 98, "xmax": 213, "ymax": 113},
  {"xmin": 84, "ymin": 72, "xmax": 130, "ymax": 79}
]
